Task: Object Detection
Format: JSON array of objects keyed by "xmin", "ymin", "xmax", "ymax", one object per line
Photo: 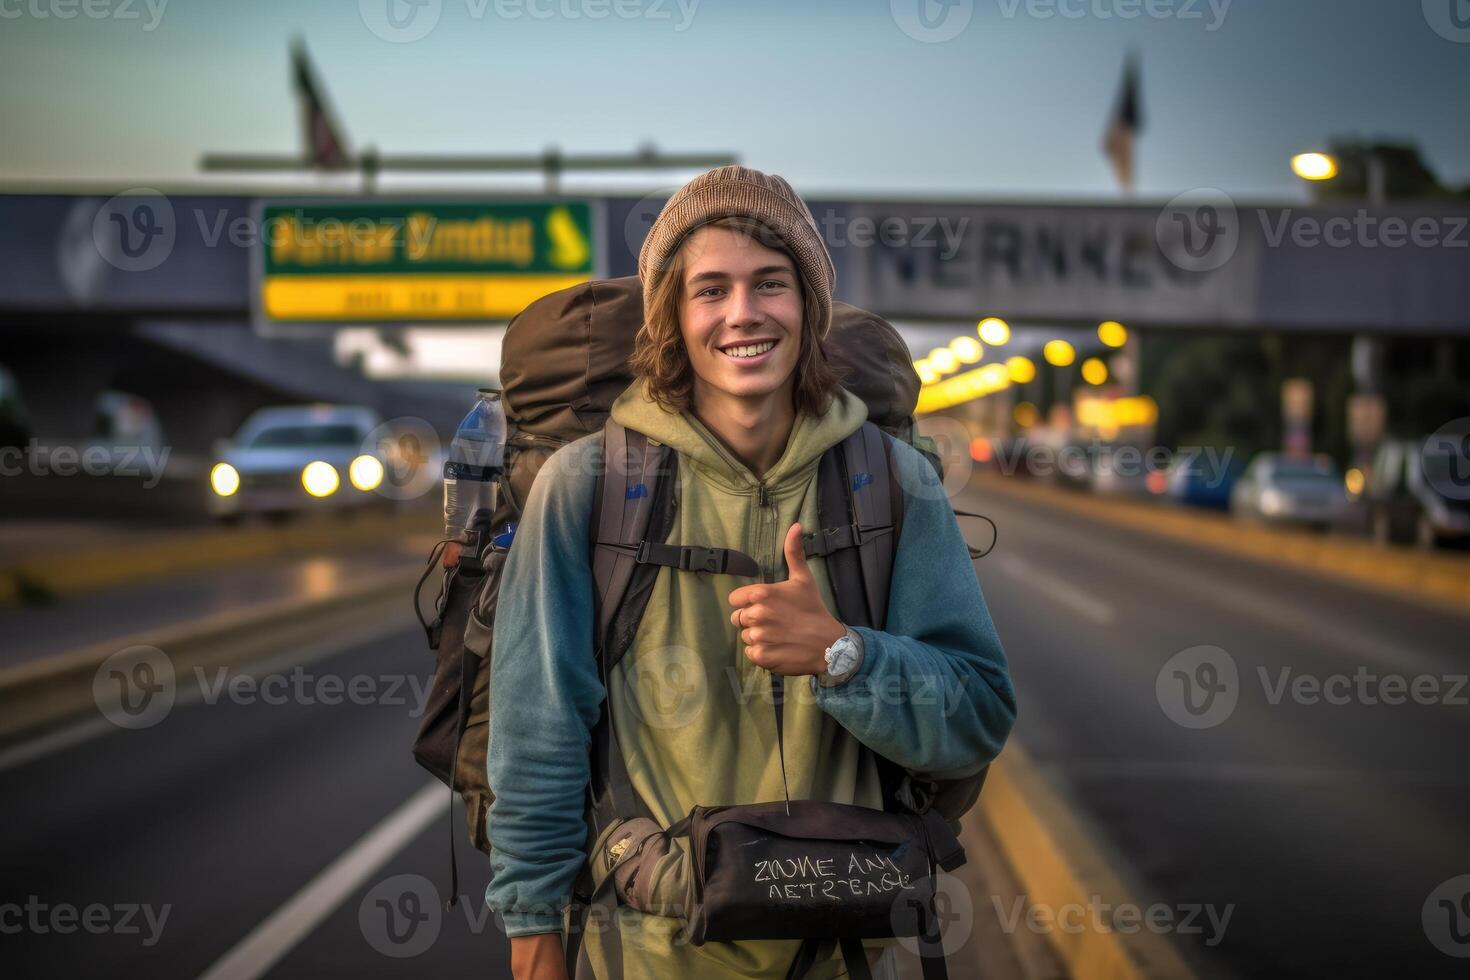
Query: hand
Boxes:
[
  {"xmin": 441, "ymin": 541, "xmax": 462, "ymax": 568},
  {"xmin": 728, "ymin": 523, "xmax": 846, "ymax": 677},
  {"xmin": 510, "ymin": 932, "xmax": 568, "ymax": 980}
]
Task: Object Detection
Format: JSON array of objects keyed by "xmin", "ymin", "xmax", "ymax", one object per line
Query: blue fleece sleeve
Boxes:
[
  {"xmin": 812, "ymin": 439, "xmax": 1016, "ymax": 777},
  {"xmin": 484, "ymin": 436, "xmax": 605, "ymax": 937}
]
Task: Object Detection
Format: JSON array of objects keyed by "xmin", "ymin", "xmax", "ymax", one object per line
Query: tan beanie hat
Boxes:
[{"xmin": 638, "ymin": 165, "xmax": 837, "ymax": 338}]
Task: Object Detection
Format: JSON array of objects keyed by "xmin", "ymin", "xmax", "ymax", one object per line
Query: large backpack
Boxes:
[{"xmin": 410, "ymin": 276, "xmax": 993, "ymax": 894}]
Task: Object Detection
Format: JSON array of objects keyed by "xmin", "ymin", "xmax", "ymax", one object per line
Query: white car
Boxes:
[{"xmin": 208, "ymin": 404, "xmax": 387, "ymax": 520}]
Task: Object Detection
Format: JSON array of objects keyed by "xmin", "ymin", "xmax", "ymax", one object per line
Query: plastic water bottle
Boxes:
[{"xmin": 443, "ymin": 388, "xmax": 506, "ymax": 542}]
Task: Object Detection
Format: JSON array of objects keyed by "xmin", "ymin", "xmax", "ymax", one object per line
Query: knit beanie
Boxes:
[{"xmin": 638, "ymin": 165, "xmax": 836, "ymax": 338}]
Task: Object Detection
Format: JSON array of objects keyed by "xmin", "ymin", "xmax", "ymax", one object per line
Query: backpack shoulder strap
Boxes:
[{"xmin": 805, "ymin": 421, "xmax": 901, "ymax": 631}]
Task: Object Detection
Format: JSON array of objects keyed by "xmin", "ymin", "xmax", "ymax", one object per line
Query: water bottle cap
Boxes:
[{"xmin": 477, "ymin": 387, "xmax": 503, "ymax": 399}]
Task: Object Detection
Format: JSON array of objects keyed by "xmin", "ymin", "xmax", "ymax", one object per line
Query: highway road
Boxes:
[
  {"xmin": 973, "ymin": 481, "xmax": 1470, "ymax": 979},
  {"xmin": 2, "ymin": 479, "xmax": 1467, "ymax": 978}
]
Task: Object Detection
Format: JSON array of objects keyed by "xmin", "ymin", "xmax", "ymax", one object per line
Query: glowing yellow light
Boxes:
[
  {"xmin": 916, "ymin": 361, "xmax": 940, "ymax": 385},
  {"xmin": 1006, "ymin": 356, "xmax": 1036, "ymax": 384},
  {"xmin": 949, "ymin": 336, "xmax": 984, "ymax": 364},
  {"xmin": 1043, "ymin": 340, "xmax": 1075, "ymax": 367},
  {"xmin": 210, "ymin": 462, "xmax": 240, "ymax": 497},
  {"xmin": 1344, "ymin": 467, "xmax": 1365, "ymax": 498},
  {"xmin": 1098, "ymin": 320, "xmax": 1128, "ymax": 348},
  {"xmin": 350, "ymin": 454, "xmax": 384, "ymax": 492},
  {"xmin": 301, "ymin": 461, "xmax": 340, "ymax": 498},
  {"xmin": 928, "ymin": 348, "xmax": 959, "ymax": 374},
  {"xmin": 1013, "ymin": 402, "xmax": 1040, "ymax": 428},
  {"xmin": 915, "ymin": 363, "xmax": 1013, "ymax": 414},
  {"xmin": 1291, "ymin": 152, "xmax": 1339, "ymax": 181},
  {"xmin": 977, "ymin": 317, "xmax": 1011, "ymax": 346},
  {"xmin": 1081, "ymin": 358, "xmax": 1109, "ymax": 385}
]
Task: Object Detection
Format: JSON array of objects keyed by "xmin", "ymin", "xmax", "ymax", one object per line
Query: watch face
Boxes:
[{"xmin": 826, "ymin": 638, "xmax": 858, "ymax": 677}]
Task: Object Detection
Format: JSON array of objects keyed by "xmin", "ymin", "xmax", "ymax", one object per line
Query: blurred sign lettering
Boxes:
[{"xmin": 256, "ymin": 201, "xmax": 596, "ymax": 323}]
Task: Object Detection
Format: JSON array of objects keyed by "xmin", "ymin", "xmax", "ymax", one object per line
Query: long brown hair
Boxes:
[{"xmin": 629, "ymin": 216, "xmax": 841, "ymax": 417}]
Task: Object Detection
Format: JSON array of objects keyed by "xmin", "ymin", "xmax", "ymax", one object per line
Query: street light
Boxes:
[
  {"xmin": 977, "ymin": 317, "xmax": 1011, "ymax": 346},
  {"xmin": 1291, "ymin": 152, "xmax": 1338, "ymax": 181}
]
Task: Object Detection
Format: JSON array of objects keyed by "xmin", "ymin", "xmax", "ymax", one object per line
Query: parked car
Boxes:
[
  {"xmin": 1166, "ymin": 448, "xmax": 1246, "ymax": 510},
  {"xmin": 1230, "ymin": 452, "xmax": 1350, "ymax": 529},
  {"xmin": 1365, "ymin": 437, "xmax": 1470, "ymax": 548},
  {"xmin": 208, "ymin": 404, "xmax": 387, "ymax": 521}
]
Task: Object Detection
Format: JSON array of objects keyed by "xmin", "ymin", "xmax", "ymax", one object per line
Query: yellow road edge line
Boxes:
[{"xmin": 979, "ymin": 743, "xmax": 1202, "ymax": 980}]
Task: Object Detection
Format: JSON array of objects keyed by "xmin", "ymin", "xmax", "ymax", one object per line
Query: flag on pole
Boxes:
[
  {"xmin": 291, "ymin": 39, "xmax": 351, "ymax": 170},
  {"xmin": 1102, "ymin": 54, "xmax": 1143, "ymax": 193}
]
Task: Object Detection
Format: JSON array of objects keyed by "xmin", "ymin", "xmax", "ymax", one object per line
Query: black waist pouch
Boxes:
[{"xmin": 683, "ymin": 799, "xmax": 966, "ymax": 946}]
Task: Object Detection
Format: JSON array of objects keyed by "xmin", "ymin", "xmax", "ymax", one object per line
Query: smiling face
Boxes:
[{"xmin": 675, "ymin": 224, "xmax": 804, "ymax": 412}]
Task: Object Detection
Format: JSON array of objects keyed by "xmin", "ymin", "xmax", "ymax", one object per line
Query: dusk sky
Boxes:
[{"xmin": 2, "ymin": 0, "xmax": 1468, "ymax": 200}]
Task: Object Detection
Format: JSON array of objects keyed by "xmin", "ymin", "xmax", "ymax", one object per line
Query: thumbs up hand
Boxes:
[{"xmin": 728, "ymin": 523, "xmax": 847, "ymax": 677}]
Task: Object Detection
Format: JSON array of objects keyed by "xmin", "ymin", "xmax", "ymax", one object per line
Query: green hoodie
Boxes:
[{"xmin": 486, "ymin": 376, "xmax": 1017, "ymax": 978}]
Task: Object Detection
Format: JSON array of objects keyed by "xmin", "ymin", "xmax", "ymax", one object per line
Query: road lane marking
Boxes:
[
  {"xmin": 993, "ymin": 553, "xmax": 1116, "ymax": 625},
  {"xmin": 979, "ymin": 497, "xmax": 1445, "ymax": 677},
  {"xmin": 197, "ymin": 780, "xmax": 445, "ymax": 980}
]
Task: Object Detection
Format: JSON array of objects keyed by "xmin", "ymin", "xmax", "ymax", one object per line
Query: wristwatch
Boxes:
[{"xmin": 816, "ymin": 627, "xmax": 865, "ymax": 688}]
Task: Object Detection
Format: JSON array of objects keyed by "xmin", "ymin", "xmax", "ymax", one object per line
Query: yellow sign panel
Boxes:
[{"xmin": 262, "ymin": 274, "xmax": 590, "ymax": 321}]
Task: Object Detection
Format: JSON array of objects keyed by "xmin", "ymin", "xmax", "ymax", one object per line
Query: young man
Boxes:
[{"xmin": 486, "ymin": 166, "xmax": 1016, "ymax": 979}]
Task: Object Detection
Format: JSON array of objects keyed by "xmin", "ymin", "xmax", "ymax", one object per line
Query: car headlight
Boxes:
[
  {"xmin": 349, "ymin": 454, "xmax": 384, "ymax": 492},
  {"xmin": 1259, "ymin": 488, "xmax": 1285, "ymax": 515},
  {"xmin": 301, "ymin": 461, "xmax": 340, "ymax": 497},
  {"xmin": 211, "ymin": 462, "xmax": 240, "ymax": 497}
]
